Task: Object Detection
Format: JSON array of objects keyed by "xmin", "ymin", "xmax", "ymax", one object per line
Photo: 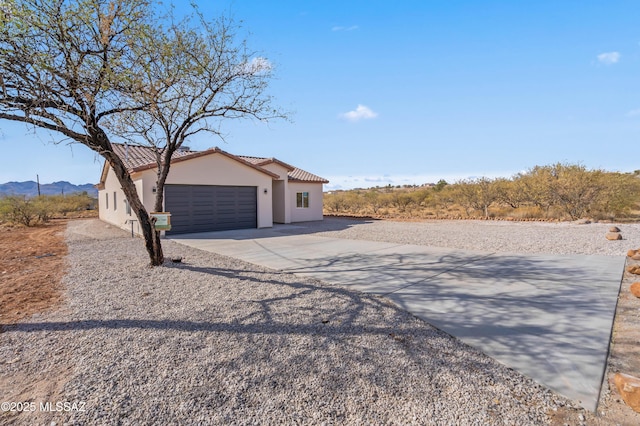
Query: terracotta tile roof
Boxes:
[
  {"xmin": 112, "ymin": 144, "xmax": 195, "ymax": 170},
  {"xmin": 237, "ymin": 155, "xmax": 328, "ymax": 183},
  {"xmin": 106, "ymin": 143, "xmax": 327, "ymax": 183},
  {"xmin": 237, "ymin": 156, "xmax": 265, "ymax": 165},
  {"xmin": 288, "ymin": 168, "xmax": 329, "ymax": 183},
  {"xmin": 237, "ymin": 156, "xmax": 295, "ymax": 171}
]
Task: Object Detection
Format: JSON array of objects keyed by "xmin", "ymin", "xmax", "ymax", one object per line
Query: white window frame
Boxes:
[{"xmin": 296, "ymin": 191, "xmax": 309, "ymax": 208}]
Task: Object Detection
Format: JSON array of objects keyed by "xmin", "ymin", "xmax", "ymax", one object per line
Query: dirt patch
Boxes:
[
  {"xmin": 0, "ymin": 220, "xmax": 70, "ymax": 425},
  {"xmin": 0, "ymin": 220, "xmax": 67, "ymax": 329}
]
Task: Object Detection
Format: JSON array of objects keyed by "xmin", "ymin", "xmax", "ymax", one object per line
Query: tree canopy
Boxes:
[{"xmin": 0, "ymin": 0, "xmax": 284, "ymax": 265}]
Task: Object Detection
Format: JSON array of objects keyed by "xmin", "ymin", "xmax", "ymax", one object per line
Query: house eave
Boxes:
[{"xmin": 127, "ymin": 147, "xmax": 280, "ymax": 179}]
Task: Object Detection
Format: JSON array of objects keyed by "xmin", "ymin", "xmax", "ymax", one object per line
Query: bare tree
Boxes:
[
  {"xmin": 0, "ymin": 0, "xmax": 283, "ymax": 265},
  {"xmin": 108, "ymin": 8, "xmax": 285, "ymax": 214}
]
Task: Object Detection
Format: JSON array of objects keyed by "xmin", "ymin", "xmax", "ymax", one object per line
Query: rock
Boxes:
[
  {"xmin": 631, "ymin": 283, "xmax": 640, "ymax": 298},
  {"xmin": 614, "ymin": 373, "xmax": 640, "ymax": 413},
  {"xmin": 575, "ymin": 218, "xmax": 591, "ymax": 225},
  {"xmin": 628, "ymin": 249, "xmax": 638, "ymax": 257},
  {"xmin": 610, "ymin": 226, "xmax": 621, "ymax": 233},
  {"xmin": 632, "ymin": 254, "xmax": 640, "ymax": 261},
  {"xmin": 627, "ymin": 265, "xmax": 640, "ymax": 275},
  {"xmin": 606, "ymin": 232, "xmax": 622, "ymax": 241}
]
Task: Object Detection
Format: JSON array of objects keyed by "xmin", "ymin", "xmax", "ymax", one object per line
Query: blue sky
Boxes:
[{"xmin": 1, "ymin": 0, "xmax": 638, "ymax": 190}]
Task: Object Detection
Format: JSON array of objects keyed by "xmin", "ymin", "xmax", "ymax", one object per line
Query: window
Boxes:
[
  {"xmin": 125, "ymin": 198, "xmax": 131, "ymax": 215},
  {"xmin": 113, "ymin": 192, "xmax": 117, "ymax": 211},
  {"xmin": 105, "ymin": 193, "xmax": 109, "ymax": 209},
  {"xmin": 296, "ymin": 192, "xmax": 309, "ymax": 208}
]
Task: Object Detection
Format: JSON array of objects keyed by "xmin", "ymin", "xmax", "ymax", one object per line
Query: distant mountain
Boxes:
[{"xmin": 0, "ymin": 181, "xmax": 98, "ymax": 198}]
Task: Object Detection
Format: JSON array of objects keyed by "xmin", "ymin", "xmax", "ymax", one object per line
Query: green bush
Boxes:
[{"xmin": 0, "ymin": 196, "xmax": 38, "ymax": 226}]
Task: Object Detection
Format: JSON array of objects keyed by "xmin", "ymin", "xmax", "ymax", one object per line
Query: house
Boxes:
[{"xmin": 96, "ymin": 143, "xmax": 328, "ymax": 235}]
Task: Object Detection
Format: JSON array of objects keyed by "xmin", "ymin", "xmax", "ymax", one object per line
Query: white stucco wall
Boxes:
[
  {"xmin": 98, "ymin": 169, "xmax": 139, "ymax": 233},
  {"xmin": 289, "ymin": 182, "xmax": 324, "ymax": 222},
  {"xmin": 98, "ymin": 168, "xmax": 143, "ymax": 234},
  {"xmin": 260, "ymin": 163, "xmax": 291, "ymax": 224}
]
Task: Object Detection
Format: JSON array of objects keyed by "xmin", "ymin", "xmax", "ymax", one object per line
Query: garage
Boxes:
[{"xmin": 164, "ymin": 185, "xmax": 257, "ymax": 235}]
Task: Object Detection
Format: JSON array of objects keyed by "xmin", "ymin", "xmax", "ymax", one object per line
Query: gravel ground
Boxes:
[
  {"xmin": 305, "ymin": 217, "xmax": 640, "ymax": 256},
  {"xmin": 3, "ymin": 218, "xmax": 631, "ymax": 425}
]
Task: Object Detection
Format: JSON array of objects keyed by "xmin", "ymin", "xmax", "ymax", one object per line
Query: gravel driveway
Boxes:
[{"xmin": 3, "ymin": 218, "xmax": 631, "ymax": 425}]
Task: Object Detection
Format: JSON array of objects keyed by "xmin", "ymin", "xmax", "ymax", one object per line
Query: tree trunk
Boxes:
[
  {"xmin": 153, "ymin": 148, "xmax": 174, "ymax": 213},
  {"xmin": 102, "ymin": 146, "xmax": 164, "ymax": 266}
]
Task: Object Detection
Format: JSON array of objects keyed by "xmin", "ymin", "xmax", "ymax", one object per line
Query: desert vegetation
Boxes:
[
  {"xmin": 324, "ymin": 163, "xmax": 640, "ymax": 222},
  {"xmin": 0, "ymin": 193, "xmax": 96, "ymax": 226}
]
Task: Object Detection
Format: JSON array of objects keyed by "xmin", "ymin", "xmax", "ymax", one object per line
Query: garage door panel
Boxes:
[{"xmin": 165, "ymin": 185, "xmax": 257, "ymax": 235}]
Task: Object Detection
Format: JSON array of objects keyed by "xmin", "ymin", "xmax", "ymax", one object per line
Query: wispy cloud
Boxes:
[
  {"xmin": 339, "ymin": 105, "xmax": 378, "ymax": 122},
  {"xmin": 238, "ymin": 57, "xmax": 273, "ymax": 76},
  {"xmin": 626, "ymin": 108, "xmax": 640, "ymax": 117},
  {"xmin": 246, "ymin": 57, "xmax": 272, "ymax": 73},
  {"xmin": 332, "ymin": 25, "xmax": 359, "ymax": 32},
  {"xmin": 597, "ymin": 51, "xmax": 620, "ymax": 65}
]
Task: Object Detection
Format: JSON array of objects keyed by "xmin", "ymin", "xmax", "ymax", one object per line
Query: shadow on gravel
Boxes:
[{"xmin": 2, "ymin": 318, "xmax": 421, "ymax": 336}]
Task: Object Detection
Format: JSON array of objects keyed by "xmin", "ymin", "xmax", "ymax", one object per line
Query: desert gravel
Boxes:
[
  {"xmin": 3, "ymin": 218, "xmax": 632, "ymax": 425},
  {"xmin": 297, "ymin": 217, "xmax": 640, "ymax": 256}
]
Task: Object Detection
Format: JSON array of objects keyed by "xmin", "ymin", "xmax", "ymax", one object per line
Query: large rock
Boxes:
[
  {"xmin": 628, "ymin": 249, "xmax": 639, "ymax": 257},
  {"xmin": 610, "ymin": 226, "xmax": 621, "ymax": 233},
  {"xmin": 606, "ymin": 232, "xmax": 622, "ymax": 241},
  {"xmin": 631, "ymin": 283, "xmax": 640, "ymax": 298},
  {"xmin": 614, "ymin": 373, "xmax": 640, "ymax": 413},
  {"xmin": 627, "ymin": 265, "xmax": 640, "ymax": 275}
]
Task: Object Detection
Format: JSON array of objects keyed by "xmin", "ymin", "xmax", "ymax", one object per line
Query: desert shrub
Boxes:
[
  {"xmin": 323, "ymin": 192, "xmax": 345, "ymax": 213},
  {"xmin": 343, "ymin": 191, "xmax": 365, "ymax": 214},
  {"xmin": 54, "ymin": 192, "xmax": 96, "ymax": 215},
  {"xmin": 32, "ymin": 196, "xmax": 59, "ymax": 222},
  {"xmin": 389, "ymin": 191, "xmax": 414, "ymax": 213},
  {"xmin": 364, "ymin": 190, "xmax": 390, "ymax": 214},
  {"xmin": 0, "ymin": 193, "xmax": 97, "ymax": 226},
  {"xmin": 324, "ymin": 163, "xmax": 640, "ymax": 221},
  {"xmin": 0, "ymin": 196, "xmax": 38, "ymax": 226},
  {"xmin": 453, "ymin": 179, "xmax": 497, "ymax": 218},
  {"xmin": 590, "ymin": 172, "xmax": 640, "ymax": 220}
]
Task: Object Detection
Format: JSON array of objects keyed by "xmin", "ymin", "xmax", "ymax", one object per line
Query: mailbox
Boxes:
[{"xmin": 150, "ymin": 212, "xmax": 171, "ymax": 231}]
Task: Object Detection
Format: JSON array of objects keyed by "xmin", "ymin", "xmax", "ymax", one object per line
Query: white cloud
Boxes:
[
  {"xmin": 332, "ymin": 25, "xmax": 359, "ymax": 32},
  {"xmin": 241, "ymin": 57, "xmax": 273, "ymax": 75},
  {"xmin": 597, "ymin": 51, "xmax": 620, "ymax": 65},
  {"xmin": 340, "ymin": 104, "xmax": 378, "ymax": 122},
  {"xmin": 626, "ymin": 108, "xmax": 640, "ymax": 117}
]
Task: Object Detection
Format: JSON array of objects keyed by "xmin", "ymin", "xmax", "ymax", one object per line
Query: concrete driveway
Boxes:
[{"xmin": 169, "ymin": 224, "xmax": 625, "ymax": 411}]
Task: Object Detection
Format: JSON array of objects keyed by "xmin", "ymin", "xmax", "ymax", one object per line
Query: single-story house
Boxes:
[{"xmin": 96, "ymin": 143, "xmax": 328, "ymax": 235}]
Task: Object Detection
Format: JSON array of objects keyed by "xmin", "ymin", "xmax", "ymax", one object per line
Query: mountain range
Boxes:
[{"xmin": 0, "ymin": 181, "xmax": 98, "ymax": 197}]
